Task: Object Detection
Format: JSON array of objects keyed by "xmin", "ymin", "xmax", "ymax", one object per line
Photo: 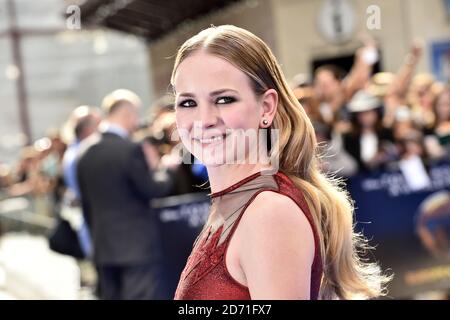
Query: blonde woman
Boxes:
[{"xmin": 171, "ymin": 25, "xmax": 389, "ymax": 300}]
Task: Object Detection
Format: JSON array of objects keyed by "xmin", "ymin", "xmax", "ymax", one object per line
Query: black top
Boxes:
[{"xmin": 342, "ymin": 127, "xmax": 395, "ymax": 173}]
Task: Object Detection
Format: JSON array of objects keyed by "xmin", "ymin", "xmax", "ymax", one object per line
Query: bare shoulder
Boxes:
[
  {"xmin": 237, "ymin": 190, "xmax": 316, "ymax": 299},
  {"xmin": 240, "ymin": 190, "xmax": 315, "ymax": 248}
]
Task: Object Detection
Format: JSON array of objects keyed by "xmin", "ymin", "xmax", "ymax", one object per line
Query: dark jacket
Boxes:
[
  {"xmin": 342, "ymin": 127, "xmax": 395, "ymax": 173},
  {"xmin": 77, "ymin": 132, "xmax": 169, "ymax": 265}
]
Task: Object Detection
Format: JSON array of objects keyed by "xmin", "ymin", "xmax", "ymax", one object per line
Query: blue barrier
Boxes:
[
  {"xmin": 348, "ymin": 161, "xmax": 450, "ymax": 298},
  {"xmin": 152, "ymin": 193, "xmax": 209, "ymax": 299}
]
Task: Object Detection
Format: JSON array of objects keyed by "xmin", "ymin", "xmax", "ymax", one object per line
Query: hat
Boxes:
[
  {"xmin": 347, "ymin": 90, "xmax": 381, "ymax": 113},
  {"xmin": 367, "ymin": 72, "xmax": 395, "ymax": 98}
]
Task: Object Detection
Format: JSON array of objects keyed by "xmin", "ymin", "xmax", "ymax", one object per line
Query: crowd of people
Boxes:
[
  {"xmin": 294, "ymin": 39, "xmax": 450, "ymax": 182},
  {"xmin": 0, "ymin": 36, "xmax": 449, "ymax": 299}
]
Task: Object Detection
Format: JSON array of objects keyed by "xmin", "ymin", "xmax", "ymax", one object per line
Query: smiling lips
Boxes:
[{"xmin": 193, "ymin": 133, "xmax": 229, "ymax": 145}]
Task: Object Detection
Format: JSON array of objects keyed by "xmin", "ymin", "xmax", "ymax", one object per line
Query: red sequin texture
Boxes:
[{"xmin": 174, "ymin": 171, "xmax": 323, "ymax": 300}]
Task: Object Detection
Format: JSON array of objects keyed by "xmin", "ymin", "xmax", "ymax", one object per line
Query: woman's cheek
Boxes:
[
  {"xmin": 221, "ymin": 111, "xmax": 248, "ymax": 129},
  {"xmin": 176, "ymin": 129, "xmax": 195, "ymax": 158},
  {"xmin": 174, "ymin": 117, "xmax": 190, "ymax": 147},
  {"xmin": 231, "ymin": 101, "xmax": 263, "ymax": 128}
]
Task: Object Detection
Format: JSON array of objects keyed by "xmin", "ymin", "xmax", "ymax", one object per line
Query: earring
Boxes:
[{"xmin": 262, "ymin": 119, "xmax": 269, "ymax": 126}]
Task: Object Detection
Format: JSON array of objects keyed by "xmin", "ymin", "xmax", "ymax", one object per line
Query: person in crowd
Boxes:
[
  {"xmin": 292, "ymin": 78, "xmax": 322, "ymax": 123},
  {"xmin": 425, "ymin": 85, "xmax": 450, "ymax": 158},
  {"xmin": 313, "ymin": 120, "xmax": 359, "ymax": 178},
  {"xmin": 62, "ymin": 105, "xmax": 101, "ymax": 258},
  {"xmin": 7, "ymin": 147, "xmax": 38, "ymax": 196},
  {"xmin": 408, "ymin": 73, "xmax": 440, "ymax": 129},
  {"xmin": 7, "ymin": 146, "xmax": 52, "ymax": 201},
  {"xmin": 292, "ymin": 83, "xmax": 357, "ymax": 177},
  {"xmin": 390, "ymin": 128, "xmax": 433, "ymax": 191},
  {"xmin": 313, "ymin": 35, "xmax": 378, "ymax": 126},
  {"xmin": 381, "ymin": 40, "xmax": 424, "ymax": 129},
  {"xmin": 77, "ymin": 89, "xmax": 172, "ymax": 299},
  {"xmin": 342, "ymin": 90, "xmax": 396, "ymax": 173},
  {"xmin": 408, "ymin": 73, "xmax": 443, "ymax": 130}
]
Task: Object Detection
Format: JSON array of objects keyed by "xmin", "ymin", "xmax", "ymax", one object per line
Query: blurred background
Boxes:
[{"xmin": 0, "ymin": 0, "xmax": 450, "ymax": 299}]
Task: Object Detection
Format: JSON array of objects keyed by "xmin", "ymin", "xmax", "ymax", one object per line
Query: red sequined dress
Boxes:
[{"xmin": 174, "ymin": 170, "xmax": 323, "ymax": 300}]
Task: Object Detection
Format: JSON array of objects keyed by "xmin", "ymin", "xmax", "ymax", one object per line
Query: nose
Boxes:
[{"xmin": 197, "ymin": 102, "xmax": 219, "ymax": 129}]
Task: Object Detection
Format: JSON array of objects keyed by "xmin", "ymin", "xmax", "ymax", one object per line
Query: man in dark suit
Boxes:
[{"xmin": 77, "ymin": 89, "xmax": 170, "ymax": 300}]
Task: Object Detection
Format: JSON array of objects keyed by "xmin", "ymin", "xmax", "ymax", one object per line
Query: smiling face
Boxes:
[{"xmin": 173, "ymin": 51, "xmax": 268, "ymax": 166}]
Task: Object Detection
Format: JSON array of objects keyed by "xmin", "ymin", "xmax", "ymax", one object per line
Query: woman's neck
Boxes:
[{"xmin": 206, "ymin": 163, "xmax": 275, "ymax": 194}]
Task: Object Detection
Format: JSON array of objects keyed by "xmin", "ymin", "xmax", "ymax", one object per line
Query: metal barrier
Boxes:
[{"xmin": 0, "ymin": 197, "xmax": 55, "ymax": 235}]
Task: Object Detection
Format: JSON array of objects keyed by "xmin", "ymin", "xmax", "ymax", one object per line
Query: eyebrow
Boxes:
[{"xmin": 178, "ymin": 88, "xmax": 239, "ymax": 98}]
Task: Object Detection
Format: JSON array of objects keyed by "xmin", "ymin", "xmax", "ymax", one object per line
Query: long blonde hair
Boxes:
[{"xmin": 170, "ymin": 25, "xmax": 391, "ymax": 299}]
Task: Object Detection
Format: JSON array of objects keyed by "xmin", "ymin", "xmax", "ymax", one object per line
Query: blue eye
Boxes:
[
  {"xmin": 178, "ymin": 99, "xmax": 197, "ymax": 108},
  {"xmin": 216, "ymin": 96, "xmax": 236, "ymax": 104}
]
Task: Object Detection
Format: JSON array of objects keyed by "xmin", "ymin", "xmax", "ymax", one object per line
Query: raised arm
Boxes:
[
  {"xmin": 343, "ymin": 34, "xmax": 379, "ymax": 101},
  {"xmin": 387, "ymin": 40, "xmax": 423, "ymax": 100},
  {"xmin": 383, "ymin": 40, "xmax": 423, "ymax": 127}
]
